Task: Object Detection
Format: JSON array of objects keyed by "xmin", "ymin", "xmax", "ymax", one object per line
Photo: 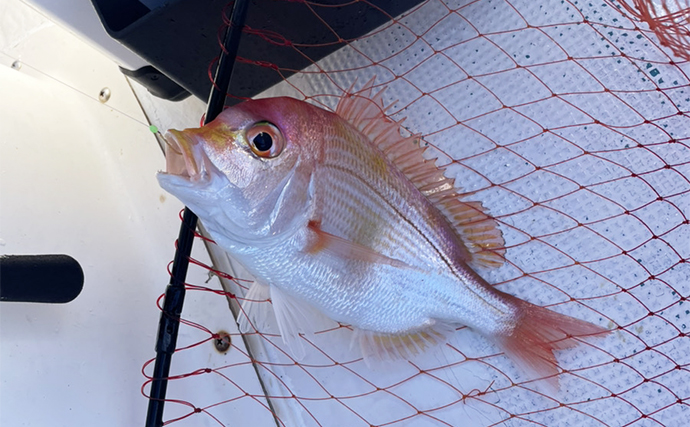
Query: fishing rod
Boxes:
[{"xmin": 145, "ymin": 1, "xmax": 250, "ymax": 425}]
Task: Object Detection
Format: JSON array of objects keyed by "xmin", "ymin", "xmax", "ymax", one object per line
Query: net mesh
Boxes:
[{"xmin": 143, "ymin": 0, "xmax": 690, "ymax": 426}]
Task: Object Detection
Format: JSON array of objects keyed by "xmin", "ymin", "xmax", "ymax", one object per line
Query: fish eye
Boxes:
[{"xmin": 246, "ymin": 121, "xmax": 284, "ymax": 158}]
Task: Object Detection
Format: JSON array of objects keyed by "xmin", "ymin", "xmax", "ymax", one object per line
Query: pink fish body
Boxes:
[{"xmin": 157, "ymin": 81, "xmax": 606, "ymax": 379}]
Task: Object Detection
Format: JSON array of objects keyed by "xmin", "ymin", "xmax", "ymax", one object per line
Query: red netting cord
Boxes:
[
  {"xmin": 144, "ymin": 1, "xmax": 690, "ymax": 426},
  {"xmin": 616, "ymin": 0, "xmax": 690, "ymax": 61}
]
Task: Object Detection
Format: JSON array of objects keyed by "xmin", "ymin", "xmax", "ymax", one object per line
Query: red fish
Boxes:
[{"xmin": 157, "ymin": 79, "xmax": 608, "ymax": 382}]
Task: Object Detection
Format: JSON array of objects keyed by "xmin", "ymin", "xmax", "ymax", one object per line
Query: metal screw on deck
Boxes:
[{"xmin": 145, "ymin": 1, "xmax": 250, "ymax": 426}]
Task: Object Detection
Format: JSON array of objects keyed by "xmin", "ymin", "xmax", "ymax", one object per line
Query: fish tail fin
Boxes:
[{"xmin": 494, "ymin": 293, "xmax": 609, "ymax": 386}]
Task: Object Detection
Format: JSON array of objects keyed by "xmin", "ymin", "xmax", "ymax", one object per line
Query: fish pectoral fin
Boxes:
[
  {"xmin": 355, "ymin": 322, "xmax": 456, "ymax": 363},
  {"xmin": 306, "ymin": 220, "xmax": 411, "ymax": 269},
  {"xmin": 270, "ymin": 285, "xmax": 338, "ymax": 360}
]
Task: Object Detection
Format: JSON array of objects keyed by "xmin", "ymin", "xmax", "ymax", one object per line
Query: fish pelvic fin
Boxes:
[
  {"xmin": 239, "ymin": 282, "xmax": 337, "ymax": 360},
  {"xmin": 238, "ymin": 281, "xmax": 272, "ymax": 334},
  {"xmin": 335, "ymin": 78, "xmax": 505, "ymax": 270},
  {"xmin": 305, "ymin": 220, "xmax": 412, "ymax": 269},
  {"xmin": 354, "ymin": 322, "xmax": 456, "ymax": 364},
  {"xmin": 495, "ymin": 292, "xmax": 610, "ymax": 388}
]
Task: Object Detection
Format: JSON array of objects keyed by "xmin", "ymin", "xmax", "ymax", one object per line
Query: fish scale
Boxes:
[
  {"xmin": 309, "ymin": 123, "xmax": 505, "ymax": 333},
  {"xmin": 319, "ymin": 127, "xmax": 458, "ymax": 271}
]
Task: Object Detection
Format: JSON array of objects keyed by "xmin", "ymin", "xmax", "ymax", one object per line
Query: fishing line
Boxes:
[
  {"xmin": 150, "ymin": 125, "xmax": 182, "ymax": 155},
  {"xmin": 0, "ymin": 50, "xmax": 153, "ymax": 130},
  {"xmin": 1, "ymin": 50, "xmax": 192, "ymax": 163}
]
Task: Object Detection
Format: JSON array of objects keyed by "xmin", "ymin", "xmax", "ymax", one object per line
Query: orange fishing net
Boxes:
[{"xmin": 144, "ymin": 1, "xmax": 690, "ymax": 425}]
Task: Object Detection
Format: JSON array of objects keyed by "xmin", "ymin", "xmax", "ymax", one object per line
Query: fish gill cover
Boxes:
[{"xmin": 142, "ymin": 1, "xmax": 690, "ymax": 426}]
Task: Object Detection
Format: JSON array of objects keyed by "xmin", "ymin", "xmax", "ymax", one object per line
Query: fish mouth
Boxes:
[{"xmin": 163, "ymin": 129, "xmax": 209, "ymax": 183}]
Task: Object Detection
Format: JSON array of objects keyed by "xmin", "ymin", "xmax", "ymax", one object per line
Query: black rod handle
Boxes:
[{"xmin": 0, "ymin": 254, "xmax": 83, "ymax": 304}]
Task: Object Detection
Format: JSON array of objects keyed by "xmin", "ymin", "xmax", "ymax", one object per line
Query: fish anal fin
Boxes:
[
  {"xmin": 335, "ymin": 78, "xmax": 506, "ymax": 269},
  {"xmin": 356, "ymin": 322, "xmax": 455, "ymax": 363},
  {"xmin": 306, "ymin": 220, "xmax": 410, "ymax": 269}
]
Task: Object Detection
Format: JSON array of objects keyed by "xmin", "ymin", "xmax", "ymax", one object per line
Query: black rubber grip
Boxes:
[{"xmin": 0, "ymin": 255, "xmax": 84, "ymax": 303}]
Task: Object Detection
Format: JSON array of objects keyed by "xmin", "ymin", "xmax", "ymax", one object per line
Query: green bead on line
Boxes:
[{"xmin": 149, "ymin": 125, "xmax": 159, "ymax": 134}]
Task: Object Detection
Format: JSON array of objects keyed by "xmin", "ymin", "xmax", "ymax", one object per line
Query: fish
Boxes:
[{"xmin": 157, "ymin": 79, "xmax": 608, "ymax": 381}]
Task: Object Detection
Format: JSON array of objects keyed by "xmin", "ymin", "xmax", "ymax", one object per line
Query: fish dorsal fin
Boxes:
[{"xmin": 336, "ymin": 79, "xmax": 505, "ymax": 268}]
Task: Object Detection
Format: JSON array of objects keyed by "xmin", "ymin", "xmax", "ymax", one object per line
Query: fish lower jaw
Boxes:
[
  {"xmin": 157, "ymin": 171, "xmax": 212, "ymax": 191},
  {"xmin": 200, "ymin": 215, "xmax": 274, "ymax": 246}
]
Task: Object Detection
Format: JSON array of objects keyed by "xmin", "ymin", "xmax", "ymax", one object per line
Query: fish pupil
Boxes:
[{"xmin": 253, "ymin": 132, "xmax": 273, "ymax": 152}]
